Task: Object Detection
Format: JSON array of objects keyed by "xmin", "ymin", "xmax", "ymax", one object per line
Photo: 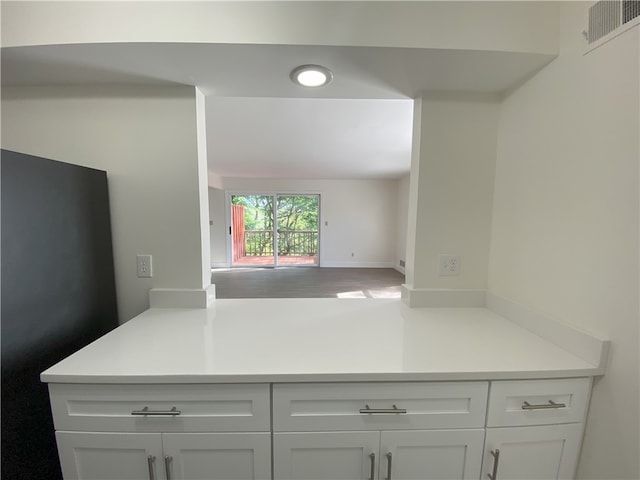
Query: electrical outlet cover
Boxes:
[
  {"xmin": 136, "ymin": 254, "xmax": 153, "ymax": 278},
  {"xmin": 439, "ymin": 254, "xmax": 460, "ymax": 276}
]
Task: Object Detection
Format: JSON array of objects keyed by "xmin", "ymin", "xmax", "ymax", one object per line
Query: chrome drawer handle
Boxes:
[
  {"xmin": 521, "ymin": 400, "xmax": 566, "ymax": 410},
  {"xmin": 368, "ymin": 453, "xmax": 375, "ymax": 480},
  {"xmin": 147, "ymin": 455, "xmax": 156, "ymax": 480},
  {"xmin": 164, "ymin": 455, "xmax": 173, "ymax": 480},
  {"xmin": 487, "ymin": 449, "xmax": 500, "ymax": 480},
  {"xmin": 359, "ymin": 404, "xmax": 407, "ymax": 414},
  {"xmin": 385, "ymin": 452, "xmax": 393, "ymax": 480},
  {"xmin": 131, "ymin": 406, "xmax": 182, "ymax": 416}
]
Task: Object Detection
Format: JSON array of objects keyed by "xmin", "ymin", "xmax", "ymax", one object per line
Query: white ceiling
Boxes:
[
  {"xmin": 207, "ymin": 97, "xmax": 413, "ymax": 179},
  {"xmin": 1, "ymin": 43, "xmax": 555, "ymax": 179}
]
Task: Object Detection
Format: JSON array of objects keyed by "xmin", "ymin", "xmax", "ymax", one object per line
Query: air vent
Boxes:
[
  {"xmin": 623, "ymin": 0, "xmax": 640, "ymax": 23},
  {"xmin": 588, "ymin": 0, "xmax": 621, "ymax": 43},
  {"xmin": 587, "ymin": 0, "xmax": 640, "ymax": 44}
]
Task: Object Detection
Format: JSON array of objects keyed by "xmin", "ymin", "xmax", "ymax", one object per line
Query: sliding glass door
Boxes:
[{"xmin": 230, "ymin": 194, "xmax": 319, "ymax": 267}]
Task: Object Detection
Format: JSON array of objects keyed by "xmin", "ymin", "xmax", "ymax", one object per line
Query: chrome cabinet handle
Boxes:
[
  {"xmin": 385, "ymin": 452, "xmax": 393, "ymax": 480},
  {"xmin": 131, "ymin": 406, "xmax": 182, "ymax": 416},
  {"xmin": 147, "ymin": 455, "xmax": 155, "ymax": 480},
  {"xmin": 359, "ymin": 404, "xmax": 407, "ymax": 414},
  {"xmin": 487, "ymin": 449, "xmax": 500, "ymax": 480},
  {"xmin": 521, "ymin": 400, "xmax": 566, "ymax": 410},
  {"xmin": 368, "ymin": 453, "xmax": 376, "ymax": 480},
  {"xmin": 164, "ymin": 455, "xmax": 173, "ymax": 480}
]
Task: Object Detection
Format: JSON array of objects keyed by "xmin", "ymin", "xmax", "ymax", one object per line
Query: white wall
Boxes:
[
  {"xmin": 208, "ymin": 187, "xmax": 228, "ymax": 267},
  {"xmin": 395, "ymin": 174, "xmax": 410, "ymax": 272},
  {"xmin": 488, "ymin": 4, "xmax": 639, "ymax": 478},
  {"xmin": 195, "ymin": 88, "xmax": 211, "ymax": 288},
  {"xmin": 2, "ymin": 1, "xmax": 559, "ymax": 55},
  {"xmin": 215, "ymin": 177, "xmax": 398, "ymax": 268},
  {"xmin": 1, "ymin": 85, "xmax": 205, "ymax": 322},
  {"xmin": 405, "ymin": 96, "xmax": 499, "ymax": 292}
]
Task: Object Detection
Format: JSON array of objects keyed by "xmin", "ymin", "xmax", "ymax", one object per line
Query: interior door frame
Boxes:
[{"xmin": 225, "ymin": 191, "xmax": 321, "ymax": 268}]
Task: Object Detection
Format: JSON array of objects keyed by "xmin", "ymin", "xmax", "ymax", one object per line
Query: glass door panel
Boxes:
[
  {"xmin": 276, "ymin": 195, "xmax": 319, "ymax": 266},
  {"xmin": 231, "ymin": 194, "xmax": 275, "ymax": 267}
]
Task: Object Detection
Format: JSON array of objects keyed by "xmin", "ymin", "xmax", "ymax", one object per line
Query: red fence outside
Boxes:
[
  {"xmin": 243, "ymin": 230, "xmax": 317, "ymax": 256},
  {"xmin": 231, "ymin": 204, "xmax": 245, "ymax": 262}
]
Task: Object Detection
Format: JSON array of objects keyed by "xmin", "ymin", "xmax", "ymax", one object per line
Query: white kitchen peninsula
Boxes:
[{"xmin": 41, "ymin": 298, "xmax": 606, "ymax": 480}]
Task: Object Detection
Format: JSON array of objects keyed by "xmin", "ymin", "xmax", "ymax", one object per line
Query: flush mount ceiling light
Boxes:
[{"xmin": 290, "ymin": 64, "xmax": 333, "ymax": 87}]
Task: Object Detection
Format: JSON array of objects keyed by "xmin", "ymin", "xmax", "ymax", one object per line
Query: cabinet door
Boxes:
[
  {"xmin": 56, "ymin": 431, "xmax": 165, "ymax": 480},
  {"xmin": 482, "ymin": 424, "xmax": 583, "ymax": 480},
  {"xmin": 162, "ymin": 433, "xmax": 271, "ymax": 480},
  {"xmin": 274, "ymin": 431, "xmax": 380, "ymax": 480},
  {"xmin": 380, "ymin": 430, "xmax": 484, "ymax": 480}
]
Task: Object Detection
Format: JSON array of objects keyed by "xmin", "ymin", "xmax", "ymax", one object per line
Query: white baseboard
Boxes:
[
  {"xmin": 394, "ymin": 265, "xmax": 406, "ymax": 275},
  {"xmin": 401, "ymin": 286, "xmax": 486, "ymax": 307},
  {"xmin": 212, "ymin": 263, "xmax": 397, "ymax": 269},
  {"xmin": 486, "ymin": 292, "xmax": 610, "ymax": 369},
  {"xmin": 320, "ymin": 261, "xmax": 395, "ymax": 268},
  {"xmin": 149, "ymin": 285, "xmax": 216, "ymax": 308}
]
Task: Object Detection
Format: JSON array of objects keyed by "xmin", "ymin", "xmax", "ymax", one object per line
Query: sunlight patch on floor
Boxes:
[
  {"xmin": 367, "ymin": 289, "xmax": 402, "ymax": 299},
  {"xmin": 337, "ymin": 288, "xmax": 401, "ymax": 299},
  {"xmin": 337, "ymin": 291, "xmax": 368, "ymax": 298}
]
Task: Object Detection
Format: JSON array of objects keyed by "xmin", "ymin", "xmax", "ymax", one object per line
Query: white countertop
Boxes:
[{"xmin": 41, "ymin": 299, "xmax": 603, "ymax": 384}]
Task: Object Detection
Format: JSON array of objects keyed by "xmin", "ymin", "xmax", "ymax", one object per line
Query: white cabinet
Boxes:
[
  {"xmin": 48, "ymin": 379, "xmax": 593, "ymax": 480},
  {"xmin": 56, "ymin": 432, "xmax": 164, "ymax": 480},
  {"xmin": 482, "ymin": 378, "xmax": 591, "ymax": 480},
  {"xmin": 274, "ymin": 431, "xmax": 380, "ymax": 480},
  {"xmin": 481, "ymin": 424, "xmax": 583, "ymax": 480},
  {"xmin": 57, "ymin": 432, "xmax": 271, "ymax": 480},
  {"xmin": 486, "ymin": 379, "xmax": 591, "ymax": 428},
  {"xmin": 272, "ymin": 382, "xmax": 488, "ymax": 431},
  {"xmin": 272, "ymin": 382, "xmax": 488, "ymax": 480},
  {"xmin": 48, "ymin": 383, "xmax": 270, "ymax": 433},
  {"xmin": 381, "ymin": 430, "xmax": 484, "ymax": 480},
  {"xmin": 51, "ymin": 384, "xmax": 272, "ymax": 480},
  {"xmin": 164, "ymin": 433, "xmax": 271, "ymax": 480},
  {"xmin": 274, "ymin": 430, "xmax": 483, "ymax": 480}
]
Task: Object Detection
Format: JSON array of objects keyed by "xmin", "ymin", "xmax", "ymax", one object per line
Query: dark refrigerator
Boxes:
[{"xmin": 1, "ymin": 150, "xmax": 119, "ymax": 479}]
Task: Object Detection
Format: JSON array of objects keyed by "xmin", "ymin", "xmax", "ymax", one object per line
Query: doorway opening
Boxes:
[{"xmin": 230, "ymin": 194, "xmax": 319, "ymax": 267}]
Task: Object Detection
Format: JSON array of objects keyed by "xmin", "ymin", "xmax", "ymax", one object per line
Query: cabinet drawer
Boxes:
[
  {"xmin": 487, "ymin": 378, "xmax": 591, "ymax": 427},
  {"xmin": 49, "ymin": 383, "xmax": 270, "ymax": 432},
  {"xmin": 273, "ymin": 382, "xmax": 488, "ymax": 431}
]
